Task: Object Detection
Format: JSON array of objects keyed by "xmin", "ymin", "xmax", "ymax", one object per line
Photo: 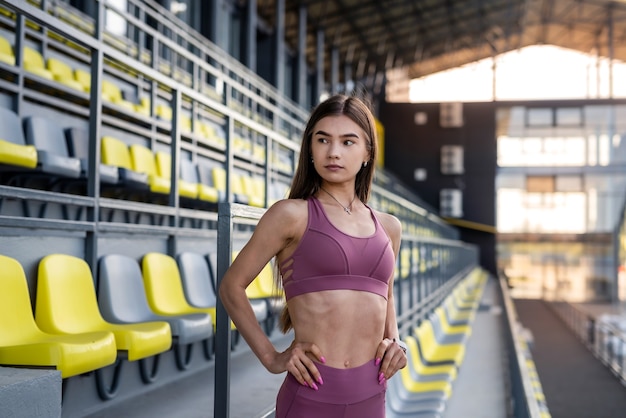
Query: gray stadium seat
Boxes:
[
  {"xmin": 23, "ymin": 116, "xmax": 81, "ymax": 179},
  {"xmin": 98, "ymin": 254, "xmax": 214, "ymax": 367},
  {"xmin": 179, "ymin": 251, "xmax": 269, "ymax": 332},
  {"xmin": 98, "ymin": 253, "xmax": 213, "ymax": 344}
]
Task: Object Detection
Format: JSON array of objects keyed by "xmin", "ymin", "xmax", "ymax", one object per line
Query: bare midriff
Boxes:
[{"xmin": 288, "ymin": 289, "xmax": 387, "ymax": 369}]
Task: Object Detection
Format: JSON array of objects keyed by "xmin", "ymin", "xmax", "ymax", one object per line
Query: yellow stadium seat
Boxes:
[
  {"xmin": 129, "ymin": 144, "xmax": 171, "ymax": 195},
  {"xmin": 134, "ymin": 97, "xmax": 151, "ymax": 116},
  {"xmin": 35, "ymin": 254, "xmax": 172, "ymax": 362},
  {"xmin": 73, "ymin": 68, "xmax": 91, "ymax": 92},
  {"xmin": 100, "ymin": 136, "xmax": 149, "ymax": 190},
  {"xmin": 156, "ymin": 104, "xmax": 172, "ymax": 121},
  {"xmin": 155, "ymin": 151, "xmax": 197, "ymax": 199},
  {"xmin": 240, "ymin": 174, "xmax": 265, "ymax": 208},
  {"xmin": 46, "ymin": 57, "xmax": 83, "ymax": 91},
  {"xmin": 0, "ymin": 36, "xmax": 15, "ymax": 65},
  {"xmin": 142, "ymin": 252, "xmax": 236, "ymax": 332},
  {"xmin": 102, "ymin": 79, "xmax": 135, "ymax": 111},
  {"xmin": 23, "ymin": 47, "xmax": 53, "ymax": 80},
  {"xmin": 0, "ymin": 106, "xmax": 38, "ymax": 169},
  {"xmin": 0, "ymin": 255, "xmax": 117, "ymax": 378},
  {"xmin": 230, "ymin": 171, "xmax": 250, "ymax": 205},
  {"xmin": 414, "ymin": 320, "xmax": 465, "ymax": 367}
]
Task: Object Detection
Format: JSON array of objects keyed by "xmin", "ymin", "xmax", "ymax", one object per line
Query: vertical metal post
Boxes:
[
  {"xmin": 245, "ymin": 0, "xmax": 257, "ymax": 72},
  {"xmin": 315, "ymin": 27, "xmax": 324, "ymax": 103},
  {"xmin": 296, "ymin": 4, "xmax": 307, "ymax": 107},
  {"xmin": 85, "ymin": 0, "xmax": 105, "ymax": 272},
  {"xmin": 331, "ymin": 45, "xmax": 339, "ymax": 94},
  {"xmin": 168, "ymin": 89, "xmax": 182, "ymax": 255},
  {"xmin": 214, "ymin": 202, "xmax": 234, "ymax": 418},
  {"xmin": 607, "ymin": 4, "xmax": 614, "ymax": 99},
  {"xmin": 274, "ymin": 0, "xmax": 285, "ymax": 93}
]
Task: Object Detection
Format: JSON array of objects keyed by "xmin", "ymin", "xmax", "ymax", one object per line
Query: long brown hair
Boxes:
[{"xmin": 277, "ymin": 94, "xmax": 379, "ymax": 333}]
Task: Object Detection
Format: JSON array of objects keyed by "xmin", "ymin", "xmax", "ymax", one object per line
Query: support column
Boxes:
[
  {"xmin": 607, "ymin": 4, "xmax": 614, "ymax": 99},
  {"xmin": 274, "ymin": 0, "xmax": 285, "ymax": 92},
  {"xmin": 331, "ymin": 45, "xmax": 339, "ymax": 94},
  {"xmin": 245, "ymin": 0, "xmax": 257, "ymax": 71},
  {"xmin": 209, "ymin": 0, "xmax": 229, "ymax": 53},
  {"xmin": 315, "ymin": 27, "xmax": 325, "ymax": 103},
  {"xmin": 295, "ymin": 4, "xmax": 307, "ymax": 106},
  {"xmin": 344, "ymin": 60, "xmax": 352, "ymax": 94}
]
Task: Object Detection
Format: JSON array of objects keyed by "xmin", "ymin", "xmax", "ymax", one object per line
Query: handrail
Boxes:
[{"xmin": 498, "ymin": 276, "xmax": 547, "ymax": 418}]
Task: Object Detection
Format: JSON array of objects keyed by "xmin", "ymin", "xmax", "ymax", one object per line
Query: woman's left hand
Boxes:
[{"xmin": 375, "ymin": 338, "xmax": 407, "ymax": 383}]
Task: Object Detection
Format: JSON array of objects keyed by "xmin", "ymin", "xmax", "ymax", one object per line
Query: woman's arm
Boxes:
[
  {"xmin": 218, "ymin": 199, "xmax": 325, "ymax": 388},
  {"xmin": 374, "ymin": 213, "xmax": 407, "ymax": 380}
]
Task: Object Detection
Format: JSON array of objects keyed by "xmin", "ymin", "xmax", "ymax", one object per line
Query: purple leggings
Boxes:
[{"xmin": 275, "ymin": 359, "xmax": 386, "ymax": 418}]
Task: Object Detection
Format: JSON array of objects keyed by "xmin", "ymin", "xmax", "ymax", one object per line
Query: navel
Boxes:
[{"xmin": 343, "ymin": 359, "xmax": 350, "ymax": 368}]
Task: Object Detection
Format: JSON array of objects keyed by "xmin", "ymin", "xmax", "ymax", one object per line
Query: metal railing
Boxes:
[
  {"xmin": 213, "ymin": 202, "xmax": 479, "ymax": 418},
  {"xmin": 550, "ymin": 301, "xmax": 626, "ymax": 385},
  {"xmin": 499, "ymin": 277, "xmax": 551, "ymax": 418}
]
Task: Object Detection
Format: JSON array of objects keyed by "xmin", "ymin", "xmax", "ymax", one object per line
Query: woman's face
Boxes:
[{"xmin": 310, "ymin": 115, "xmax": 370, "ymax": 184}]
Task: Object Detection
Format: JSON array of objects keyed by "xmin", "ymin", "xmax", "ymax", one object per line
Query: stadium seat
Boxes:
[
  {"xmin": 180, "ymin": 158, "xmax": 219, "ymax": 204},
  {"xmin": 386, "ymin": 376, "xmax": 446, "ymax": 418},
  {"xmin": 241, "ymin": 257, "xmax": 284, "ymax": 322},
  {"xmin": 154, "ymin": 151, "xmax": 198, "ymax": 199},
  {"xmin": 196, "ymin": 161, "xmax": 225, "ymax": 202},
  {"xmin": 0, "ymin": 36, "xmax": 15, "ymax": 65},
  {"xmin": 405, "ymin": 336, "xmax": 457, "ymax": 383},
  {"xmin": 23, "ymin": 116, "xmax": 82, "ymax": 179},
  {"xmin": 430, "ymin": 306, "xmax": 472, "ymax": 345},
  {"xmin": 240, "ymin": 174, "xmax": 265, "ymax": 207},
  {"xmin": 229, "ymin": 171, "xmax": 250, "ymax": 205},
  {"xmin": 23, "ymin": 47, "xmax": 54, "ymax": 80},
  {"xmin": 73, "ymin": 68, "xmax": 91, "ymax": 92},
  {"xmin": 142, "ymin": 252, "xmax": 238, "ymax": 334},
  {"xmin": 122, "ymin": 91, "xmax": 151, "ymax": 116},
  {"xmin": 101, "ymin": 79, "xmax": 135, "ymax": 111},
  {"xmin": 0, "ymin": 107, "xmax": 38, "ymax": 170},
  {"xmin": 129, "ymin": 144, "xmax": 170, "ymax": 195},
  {"xmin": 35, "ymin": 254, "xmax": 172, "ymax": 361},
  {"xmin": 35, "ymin": 254, "xmax": 172, "ymax": 362},
  {"xmin": 100, "ymin": 136, "xmax": 149, "ymax": 190},
  {"xmin": 64, "ymin": 127, "xmax": 119, "ymax": 184},
  {"xmin": 98, "ymin": 254, "xmax": 213, "ymax": 368},
  {"xmin": 414, "ymin": 320, "xmax": 465, "ymax": 367},
  {"xmin": 46, "ymin": 57, "xmax": 84, "ymax": 91},
  {"xmin": 0, "ymin": 254, "xmax": 117, "ymax": 378}
]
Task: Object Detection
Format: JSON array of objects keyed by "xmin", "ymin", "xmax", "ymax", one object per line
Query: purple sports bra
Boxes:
[{"xmin": 280, "ymin": 196, "xmax": 395, "ymax": 301}]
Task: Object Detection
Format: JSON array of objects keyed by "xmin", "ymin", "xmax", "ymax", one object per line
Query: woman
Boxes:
[{"xmin": 219, "ymin": 94, "xmax": 406, "ymax": 417}]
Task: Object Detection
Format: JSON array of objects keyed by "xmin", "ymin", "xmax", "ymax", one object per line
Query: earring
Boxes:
[
  {"xmin": 311, "ymin": 158, "xmax": 314, "ymax": 163},
  {"xmin": 363, "ymin": 161, "xmax": 368, "ymax": 167}
]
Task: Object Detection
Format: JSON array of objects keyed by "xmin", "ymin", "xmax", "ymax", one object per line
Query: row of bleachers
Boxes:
[
  {"xmin": 0, "ymin": 249, "xmax": 280, "ymax": 400},
  {"xmin": 0, "ymin": 1, "xmax": 467, "ymax": 416},
  {"xmin": 386, "ymin": 268, "xmax": 488, "ymax": 417},
  {"xmin": 0, "ymin": 0, "xmax": 454, "ymax": 239}
]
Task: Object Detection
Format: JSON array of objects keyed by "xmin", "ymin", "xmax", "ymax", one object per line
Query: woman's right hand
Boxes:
[{"xmin": 267, "ymin": 341, "xmax": 325, "ymax": 390}]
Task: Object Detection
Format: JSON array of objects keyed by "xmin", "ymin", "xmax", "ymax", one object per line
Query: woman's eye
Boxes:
[{"xmin": 344, "ymin": 140, "xmax": 355, "ymax": 146}]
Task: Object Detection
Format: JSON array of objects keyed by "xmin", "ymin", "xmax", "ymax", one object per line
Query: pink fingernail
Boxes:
[
  {"xmin": 375, "ymin": 357, "xmax": 381, "ymax": 366},
  {"xmin": 302, "ymin": 381, "xmax": 308, "ymax": 387},
  {"xmin": 320, "ymin": 356, "xmax": 326, "ymax": 363},
  {"xmin": 317, "ymin": 376, "xmax": 324, "ymax": 385},
  {"xmin": 378, "ymin": 372, "xmax": 384, "ymax": 381},
  {"xmin": 311, "ymin": 383, "xmax": 319, "ymax": 391}
]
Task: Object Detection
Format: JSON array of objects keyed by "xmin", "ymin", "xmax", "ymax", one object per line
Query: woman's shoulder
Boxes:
[
  {"xmin": 264, "ymin": 198, "xmax": 309, "ymax": 221},
  {"xmin": 373, "ymin": 210, "xmax": 402, "ymax": 239}
]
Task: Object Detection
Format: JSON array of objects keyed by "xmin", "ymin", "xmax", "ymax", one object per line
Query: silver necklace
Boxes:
[{"xmin": 320, "ymin": 187, "xmax": 357, "ymax": 214}]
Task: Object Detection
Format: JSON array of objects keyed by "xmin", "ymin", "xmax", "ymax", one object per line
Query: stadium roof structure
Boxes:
[{"xmin": 257, "ymin": 0, "xmax": 626, "ymax": 89}]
